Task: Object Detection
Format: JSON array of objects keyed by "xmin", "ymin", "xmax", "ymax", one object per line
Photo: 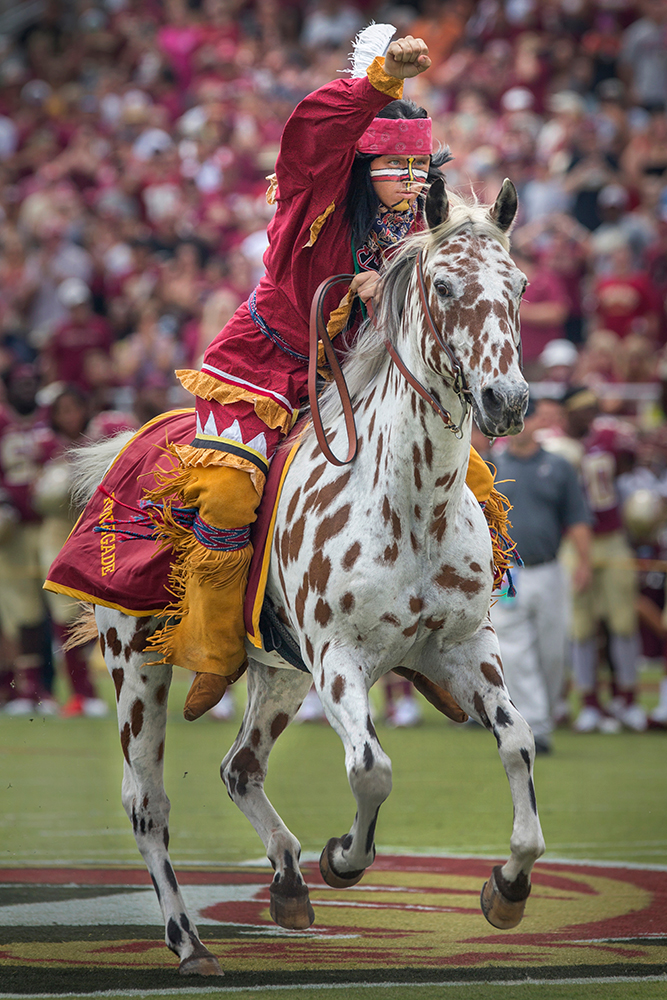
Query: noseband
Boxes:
[{"xmin": 308, "ymin": 249, "xmax": 472, "ymax": 467}]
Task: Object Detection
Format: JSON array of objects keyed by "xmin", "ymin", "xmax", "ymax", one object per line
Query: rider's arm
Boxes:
[{"xmin": 276, "ymin": 59, "xmax": 404, "ymax": 198}]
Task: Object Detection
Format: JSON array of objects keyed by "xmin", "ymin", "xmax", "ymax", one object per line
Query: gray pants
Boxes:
[{"xmin": 490, "ymin": 561, "xmax": 568, "ymax": 741}]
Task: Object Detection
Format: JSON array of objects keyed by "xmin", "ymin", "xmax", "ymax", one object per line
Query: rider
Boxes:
[{"xmin": 149, "ymin": 30, "xmax": 499, "ymax": 720}]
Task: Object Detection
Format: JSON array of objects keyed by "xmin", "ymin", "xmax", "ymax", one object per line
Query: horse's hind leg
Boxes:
[
  {"xmin": 97, "ymin": 608, "xmax": 222, "ymax": 976},
  {"xmin": 425, "ymin": 622, "xmax": 546, "ymax": 929},
  {"xmin": 221, "ymin": 662, "xmax": 314, "ymax": 929},
  {"xmin": 316, "ymin": 648, "xmax": 392, "ymax": 888}
]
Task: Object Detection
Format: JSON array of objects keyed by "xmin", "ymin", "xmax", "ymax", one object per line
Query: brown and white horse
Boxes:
[{"xmin": 83, "ymin": 180, "xmax": 542, "ymax": 975}]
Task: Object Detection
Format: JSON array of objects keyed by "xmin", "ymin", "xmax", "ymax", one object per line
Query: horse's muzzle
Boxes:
[{"xmin": 475, "ymin": 382, "xmax": 529, "ymax": 437}]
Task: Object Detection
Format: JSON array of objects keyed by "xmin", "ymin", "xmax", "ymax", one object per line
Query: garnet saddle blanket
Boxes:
[{"xmin": 44, "ymin": 409, "xmax": 299, "ymax": 649}]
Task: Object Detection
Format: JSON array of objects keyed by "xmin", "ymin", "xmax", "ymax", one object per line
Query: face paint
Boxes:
[{"xmin": 369, "ymin": 157, "xmax": 429, "ymax": 190}]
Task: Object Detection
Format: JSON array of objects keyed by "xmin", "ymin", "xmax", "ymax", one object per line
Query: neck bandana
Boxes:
[{"xmin": 357, "ymin": 203, "xmax": 416, "ymax": 272}]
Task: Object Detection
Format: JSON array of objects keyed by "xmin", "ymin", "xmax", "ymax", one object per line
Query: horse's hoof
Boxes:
[
  {"xmin": 480, "ymin": 865, "xmax": 530, "ymax": 930},
  {"xmin": 178, "ymin": 948, "xmax": 223, "ymax": 976},
  {"xmin": 319, "ymin": 837, "xmax": 365, "ymax": 889},
  {"xmin": 269, "ymin": 880, "xmax": 315, "ymax": 929}
]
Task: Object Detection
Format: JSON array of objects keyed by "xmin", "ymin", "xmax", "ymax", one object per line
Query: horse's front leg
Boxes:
[
  {"xmin": 422, "ymin": 618, "xmax": 546, "ymax": 929},
  {"xmin": 96, "ymin": 608, "xmax": 222, "ymax": 976},
  {"xmin": 315, "ymin": 646, "xmax": 392, "ymax": 888},
  {"xmin": 220, "ymin": 662, "xmax": 314, "ymax": 929}
]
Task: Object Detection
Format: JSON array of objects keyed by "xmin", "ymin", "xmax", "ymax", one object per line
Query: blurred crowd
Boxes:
[{"xmin": 0, "ymin": 0, "xmax": 666, "ymax": 724}]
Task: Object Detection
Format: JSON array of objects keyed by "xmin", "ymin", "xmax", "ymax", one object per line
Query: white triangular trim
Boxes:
[
  {"xmin": 246, "ymin": 432, "xmax": 268, "ymax": 458},
  {"xmin": 218, "ymin": 419, "xmax": 243, "ymax": 443},
  {"xmin": 203, "ymin": 411, "xmax": 218, "ymax": 438}
]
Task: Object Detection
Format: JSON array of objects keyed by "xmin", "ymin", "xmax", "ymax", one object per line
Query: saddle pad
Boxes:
[
  {"xmin": 244, "ymin": 433, "xmax": 303, "ymax": 646},
  {"xmin": 44, "ymin": 410, "xmax": 195, "ymax": 616},
  {"xmin": 44, "ymin": 408, "xmax": 304, "ymax": 646}
]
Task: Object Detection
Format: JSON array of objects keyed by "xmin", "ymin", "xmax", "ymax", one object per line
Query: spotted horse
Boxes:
[{"xmin": 77, "ymin": 179, "xmax": 544, "ymax": 974}]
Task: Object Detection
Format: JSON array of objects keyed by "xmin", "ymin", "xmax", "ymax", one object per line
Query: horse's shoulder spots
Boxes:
[
  {"xmin": 340, "ymin": 591, "xmax": 355, "ymax": 613},
  {"xmin": 305, "ymin": 635, "xmax": 314, "ymax": 663},
  {"xmin": 314, "ymin": 597, "xmax": 333, "ymax": 626},
  {"xmin": 285, "ymin": 485, "xmax": 302, "ymax": 523},
  {"xmin": 295, "ymin": 572, "xmax": 310, "ymax": 628},
  {"xmin": 304, "ymin": 463, "xmax": 326, "ymax": 492},
  {"xmin": 311, "ymin": 470, "xmax": 352, "ymax": 515},
  {"xmin": 314, "ymin": 505, "xmax": 350, "ymax": 549},
  {"xmin": 381, "ymin": 541, "xmax": 399, "ymax": 563},
  {"xmin": 381, "ymin": 612, "xmax": 400, "ymax": 627}
]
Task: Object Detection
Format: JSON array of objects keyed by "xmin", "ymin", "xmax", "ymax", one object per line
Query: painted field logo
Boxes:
[{"xmin": 1, "ymin": 855, "xmax": 666, "ymax": 980}]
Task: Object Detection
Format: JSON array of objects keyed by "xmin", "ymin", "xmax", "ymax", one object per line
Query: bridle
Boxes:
[{"xmin": 308, "ymin": 248, "xmax": 473, "ymax": 466}]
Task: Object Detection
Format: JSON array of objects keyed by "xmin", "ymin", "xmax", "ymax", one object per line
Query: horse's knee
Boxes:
[
  {"xmin": 350, "ymin": 748, "xmax": 392, "ymax": 804},
  {"xmin": 221, "ymin": 743, "xmax": 265, "ymax": 800}
]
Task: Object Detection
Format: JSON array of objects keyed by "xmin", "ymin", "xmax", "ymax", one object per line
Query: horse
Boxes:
[{"xmin": 70, "ymin": 179, "xmax": 544, "ymax": 975}]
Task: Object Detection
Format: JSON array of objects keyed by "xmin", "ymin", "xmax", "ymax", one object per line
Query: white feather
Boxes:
[{"xmin": 348, "ymin": 22, "xmax": 396, "ymax": 78}]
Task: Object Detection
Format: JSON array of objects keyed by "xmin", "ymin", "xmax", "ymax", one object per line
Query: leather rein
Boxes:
[{"xmin": 307, "ymin": 249, "xmax": 471, "ymax": 467}]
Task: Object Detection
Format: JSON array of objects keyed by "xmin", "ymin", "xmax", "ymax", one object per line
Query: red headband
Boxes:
[{"xmin": 357, "ymin": 117, "xmax": 433, "ymax": 155}]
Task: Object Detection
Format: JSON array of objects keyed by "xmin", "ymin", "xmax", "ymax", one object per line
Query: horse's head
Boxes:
[{"xmin": 414, "ymin": 178, "xmax": 529, "ymax": 438}]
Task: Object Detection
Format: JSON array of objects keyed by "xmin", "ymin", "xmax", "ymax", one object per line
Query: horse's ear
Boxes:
[
  {"xmin": 489, "ymin": 178, "xmax": 518, "ymax": 233},
  {"xmin": 425, "ymin": 176, "xmax": 449, "ymax": 230}
]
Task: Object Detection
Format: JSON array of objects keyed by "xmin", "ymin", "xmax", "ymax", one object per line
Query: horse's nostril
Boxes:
[{"xmin": 482, "ymin": 386, "xmax": 503, "ymax": 415}]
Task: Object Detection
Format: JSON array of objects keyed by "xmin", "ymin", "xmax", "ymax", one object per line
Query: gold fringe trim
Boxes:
[
  {"xmin": 316, "ymin": 288, "xmax": 356, "ymax": 370},
  {"xmin": 367, "ymin": 56, "xmax": 404, "ymax": 99},
  {"xmin": 176, "ymin": 370, "xmax": 294, "ymax": 435},
  {"xmin": 303, "ymin": 201, "xmax": 335, "ymax": 248},
  {"xmin": 141, "ymin": 456, "xmax": 253, "ymax": 665},
  {"xmin": 266, "ymin": 172, "xmax": 278, "ymax": 205},
  {"xmin": 482, "ymin": 485, "xmax": 517, "ymax": 593}
]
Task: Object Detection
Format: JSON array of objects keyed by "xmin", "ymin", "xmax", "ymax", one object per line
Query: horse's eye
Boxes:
[{"xmin": 434, "ymin": 280, "xmax": 452, "ymax": 299}]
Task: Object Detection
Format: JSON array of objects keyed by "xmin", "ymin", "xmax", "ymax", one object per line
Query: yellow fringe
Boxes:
[
  {"xmin": 303, "ymin": 201, "xmax": 336, "ymax": 248},
  {"xmin": 176, "ymin": 370, "xmax": 294, "ymax": 435},
  {"xmin": 265, "ymin": 172, "xmax": 278, "ymax": 205},
  {"xmin": 482, "ymin": 485, "xmax": 517, "ymax": 593},
  {"xmin": 141, "ymin": 458, "xmax": 253, "ymax": 664}
]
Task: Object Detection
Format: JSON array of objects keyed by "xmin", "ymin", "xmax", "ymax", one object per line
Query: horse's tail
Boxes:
[
  {"xmin": 63, "ymin": 604, "xmax": 98, "ymax": 649},
  {"xmin": 69, "ymin": 431, "xmax": 135, "ymax": 508}
]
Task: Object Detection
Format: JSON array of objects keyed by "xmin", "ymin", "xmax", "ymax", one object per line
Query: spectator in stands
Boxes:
[
  {"xmin": 43, "ymin": 278, "xmax": 114, "ymax": 392},
  {"xmin": 588, "ymin": 237, "xmax": 661, "ymax": 343},
  {"xmin": 511, "ymin": 242, "xmax": 569, "ymax": 379}
]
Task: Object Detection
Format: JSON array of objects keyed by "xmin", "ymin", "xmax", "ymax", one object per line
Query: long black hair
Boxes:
[{"xmin": 345, "ymin": 99, "xmax": 452, "ymax": 249}]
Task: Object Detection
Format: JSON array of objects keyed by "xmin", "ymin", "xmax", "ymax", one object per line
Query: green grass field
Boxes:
[
  {"xmin": 1, "ymin": 666, "xmax": 666, "ymax": 869},
  {"xmin": 6, "ymin": 716, "xmax": 663, "ymax": 869},
  {"xmin": 1, "ymin": 664, "xmax": 666, "ymax": 1000}
]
